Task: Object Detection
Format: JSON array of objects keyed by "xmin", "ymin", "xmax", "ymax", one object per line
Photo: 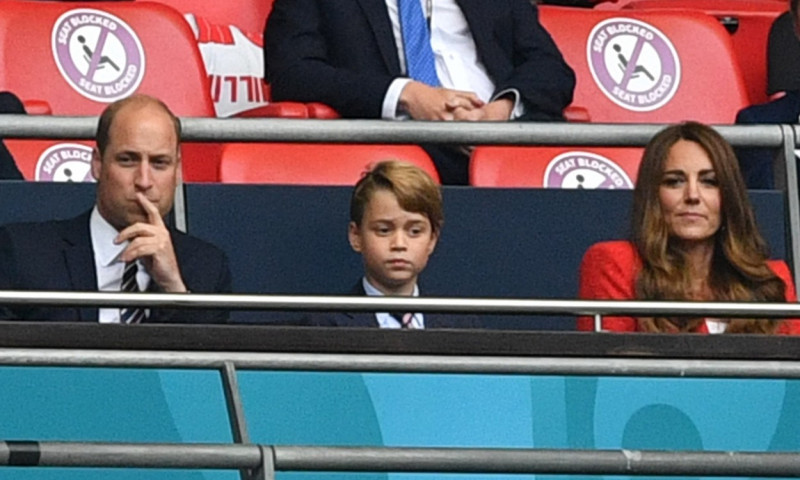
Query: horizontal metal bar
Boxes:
[
  {"xmin": 0, "ymin": 348, "xmax": 799, "ymax": 378},
  {"xmin": 0, "ymin": 442, "xmax": 260, "ymax": 469},
  {"xmin": 2, "ymin": 290, "xmax": 800, "ymax": 317},
  {"xmin": 0, "ymin": 115, "xmax": 786, "ymax": 147},
  {"xmin": 274, "ymin": 446, "xmax": 800, "ymax": 476},
  {"xmin": 1, "ymin": 442, "xmax": 799, "ymax": 477}
]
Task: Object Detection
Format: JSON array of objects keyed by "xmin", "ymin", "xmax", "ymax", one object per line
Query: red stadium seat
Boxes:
[
  {"xmin": 219, "ymin": 143, "xmax": 440, "ymax": 185},
  {"xmin": 0, "ymin": 0, "xmax": 220, "ymax": 181},
  {"xmin": 5, "ymin": 139, "xmax": 96, "ymax": 182},
  {"xmin": 539, "ymin": 6, "xmax": 749, "ymax": 123},
  {"xmin": 610, "ymin": 0, "xmax": 785, "ymax": 105},
  {"xmin": 469, "ymin": 146, "xmax": 643, "ymax": 189},
  {"xmin": 150, "ymin": 0, "xmax": 274, "ymax": 38}
]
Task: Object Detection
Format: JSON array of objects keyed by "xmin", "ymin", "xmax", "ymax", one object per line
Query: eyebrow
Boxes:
[{"xmin": 662, "ymin": 169, "xmax": 716, "ymax": 175}]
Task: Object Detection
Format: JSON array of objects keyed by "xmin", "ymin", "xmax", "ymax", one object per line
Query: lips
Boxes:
[
  {"xmin": 676, "ymin": 212, "xmax": 706, "ymax": 219},
  {"xmin": 387, "ymin": 259, "xmax": 411, "ymax": 268}
]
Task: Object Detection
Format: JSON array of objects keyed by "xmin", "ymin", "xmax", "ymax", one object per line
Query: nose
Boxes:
[
  {"xmin": 683, "ymin": 177, "xmax": 700, "ymax": 204},
  {"xmin": 134, "ymin": 159, "xmax": 153, "ymax": 190},
  {"xmin": 390, "ymin": 230, "xmax": 408, "ymax": 249}
]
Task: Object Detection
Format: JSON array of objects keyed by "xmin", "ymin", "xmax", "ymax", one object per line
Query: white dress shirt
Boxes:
[
  {"xmin": 381, "ymin": 0, "xmax": 524, "ymax": 119},
  {"xmin": 90, "ymin": 207, "xmax": 150, "ymax": 323},
  {"xmin": 362, "ymin": 277, "xmax": 425, "ymax": 329},
  {"xmin": 704, "ymin": 319, "xmax": 727, "ymax": 334}
]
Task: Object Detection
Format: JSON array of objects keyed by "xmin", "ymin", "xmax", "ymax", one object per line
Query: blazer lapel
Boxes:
[
  {"xmin": 342, "ymin": 280, "xmax": 379, "ymax": 327},
  {"xmin": 356, "ymin": 0, "xmax": 403, "ymax": 75},
  {"xmin": 60, "ymin": 211, "xmax": 99, "ymax": 322}
]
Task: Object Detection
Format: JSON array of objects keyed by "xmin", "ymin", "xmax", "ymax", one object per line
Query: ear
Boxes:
[
  {"xmin": 427, "ymin": 229, "xmax": 439, "ymax": 256},
  {"xmin": 91, "ymin": 147, "xmax": 102, "ymax": 181},
  {"xmin": 348, "ymin": 221, "xmax": 362, "ymax": 253}
]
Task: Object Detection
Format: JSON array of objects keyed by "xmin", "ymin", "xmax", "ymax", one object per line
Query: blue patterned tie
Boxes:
[{"xmin": 398, "ymin": 0, "xmax": 440, "ymax": 86}]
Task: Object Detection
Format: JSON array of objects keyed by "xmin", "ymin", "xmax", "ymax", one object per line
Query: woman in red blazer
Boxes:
[{"xmin": 578, "ymin": 122, "xmax": 800, "ymax": 334}]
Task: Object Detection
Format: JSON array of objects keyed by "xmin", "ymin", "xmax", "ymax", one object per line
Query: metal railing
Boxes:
[
  {"xmin": 0, "ymin": 114, "xmax": 787, "ymax": 145},
  {"xmin": 2, "ymin": 442, "xmax": 800, "ymax": 478},
  {"xmin": 5, "ymin": 290, "xmax": 800, "ymax": 319}
]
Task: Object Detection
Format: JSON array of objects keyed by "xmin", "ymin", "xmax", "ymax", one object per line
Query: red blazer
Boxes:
[{"xmin": 577, "ymin": 241, "xmax": 800, "ymax": 334}]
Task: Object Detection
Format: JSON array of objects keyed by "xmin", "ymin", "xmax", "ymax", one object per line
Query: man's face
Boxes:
[{"xmin": 92, "ymin": 103, "xmax": 180, "ymax": 231}]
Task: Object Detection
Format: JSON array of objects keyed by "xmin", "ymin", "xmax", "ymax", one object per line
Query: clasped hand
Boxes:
[{"xmin": 399, "ymin": 81, "xmax": 512, "ymax": 121}]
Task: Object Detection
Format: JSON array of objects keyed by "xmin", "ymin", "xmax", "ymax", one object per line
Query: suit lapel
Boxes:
[
  {"xmin": 342, "ymin": 280, "xmax": 379, "ymax": 327},
  {"xmin": 356, "ymin": 0, "xmax": 403, "ymax": 74},
  {"xmin": 60, "ymin": 211, "xmax": 99, "ymax": 322}
]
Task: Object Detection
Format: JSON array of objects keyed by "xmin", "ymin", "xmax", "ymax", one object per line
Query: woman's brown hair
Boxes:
[{"xmin": 631, "ymin": 122, "xmax": 787, "ymax": 333}]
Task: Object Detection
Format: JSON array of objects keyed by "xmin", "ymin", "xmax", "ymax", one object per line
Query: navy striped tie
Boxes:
[
  {"xmin": 120, "ymin": 261, "xmax": 145, "ymax": 324},
  {"xmin": 399, "ymin": 0, "xmax": 440, "ymax": 86}
]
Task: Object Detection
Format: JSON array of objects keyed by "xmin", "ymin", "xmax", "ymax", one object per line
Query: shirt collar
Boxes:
[
  {"xmin": 90, "ymin": 206, "xmax": 128, "ymax": 267},
  {"xmin": 362, "ymin": 277, "xmax": 419, "ymax": 297}
]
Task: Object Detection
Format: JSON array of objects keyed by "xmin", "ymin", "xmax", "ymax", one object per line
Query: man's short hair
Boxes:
[
  {"xmin": 96, "ymin": 94, "xmax": 182, "ymax": 157},
  {"xmin": 350, "ymin": 161, "xmax": 443, "ymax": 234}
]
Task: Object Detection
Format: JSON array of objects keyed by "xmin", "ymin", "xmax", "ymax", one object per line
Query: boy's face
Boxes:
[{"xmin": 349, "ymin": 189, "xmax": 438, "ymax": 296}]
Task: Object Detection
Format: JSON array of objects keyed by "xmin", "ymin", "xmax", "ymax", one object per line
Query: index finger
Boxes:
[{"xmin": 136, "ymin": 192, "xmax": 164, "ymax": 227}]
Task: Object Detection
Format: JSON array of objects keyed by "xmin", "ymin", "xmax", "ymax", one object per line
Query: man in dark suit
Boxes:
[
  {"xmin": 0, "ymin": 94, "xmax": 232, "ymax": 323},
  {"xmin": 311, "ymin": 161, "xmax": 479, "ymax": 329},
  {"xmin": 735, "ymin": 91, "xmax": 800, "ymax": 189},
  {"xmin": 0, "ymin": 91, "xmax": 24, "ymax": 180},
  {"xmin": 264, "ymin": 0, "xmax": 575, "ymax": 185},
  {"xmin": 735, "ymin": 0, "xmax": 800, "ymax": 189}
]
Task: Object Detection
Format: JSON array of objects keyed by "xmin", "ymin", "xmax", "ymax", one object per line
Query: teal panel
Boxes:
[
  {"xmin": 238, "ymin": 371, "xmax": 800, "ymax": 480},
  {"xmin": 0, "ymin": 366, "xmax": 236, "ymax": 480},
  {"xmin": 239, "ymin": 371, "xmax": 386, "ymax": 480}
]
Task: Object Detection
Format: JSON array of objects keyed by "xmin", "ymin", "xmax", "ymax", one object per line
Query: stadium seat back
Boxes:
[
  {"xmin": 539, "ymin": 6, "xmax": 749, "ymax": 123},
  {"xmin": 151, "ymin": 0, "xmax": 274, "ymax": 36},
  {"xmin": 0, "ymin": 1, "xmax": 221, "ymax": 182},
  {"xmin": 219, "ymin": 143, "xmax": 440, "ymax": 185},
  {"xmin": 613, "ymin": 0, "xmax": 784, "ymax": 105},
  {"xmin": 0, "ymin": 0, "xmax": 214, "ymax": 116},
  {"xmin": 469, "ymin": 146, "xmax": 643, "ymax": 189},
  {"xmin": 4, "ymin": 139, "xmax": 96, "ymax": 182},
  {"xmin": 4, "ymin": 138, "xmax": 219, "ymax": 184}
]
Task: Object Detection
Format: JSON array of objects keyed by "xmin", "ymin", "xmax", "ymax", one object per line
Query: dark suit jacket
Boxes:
[
  {"xmin": 0, "ymin": 91, "xmax": 23, "ymax": 180},
  {"xmin": 0, "ymin": 210, "xmax": 233, "ymax": 323},
  {"xmin": 310, "ymin": 281, "xmax": 482, "ymax": 328},
  {"xmin": 735, "ymin": 90, "xmax": 800, "ymax": 189},
  {"xmin": 264, "ymin": 0, "xmax": 575, "ymax": 120}
]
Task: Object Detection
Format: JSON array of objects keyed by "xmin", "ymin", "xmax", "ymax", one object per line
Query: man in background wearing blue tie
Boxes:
[
  {"xmin": 264, "ymin": 0, "xmax": 576, "ymax": 185},
  {"xmin": 0, "ymin": 95, "xmax": 232, "ymax": 323}
]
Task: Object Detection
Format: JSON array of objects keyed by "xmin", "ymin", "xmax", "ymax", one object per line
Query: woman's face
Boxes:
[{"xmin": 658, "ymin": 139, "xmax": 722, "ymax": 245}]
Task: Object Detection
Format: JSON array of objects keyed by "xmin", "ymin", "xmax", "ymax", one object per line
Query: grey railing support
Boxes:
[
  {"xmin": 220, "ymin": 361, "xmax": 253, "ymax": 480},
  {"xmin": 220, "ymin": 362, "xmax": 250, "ymax": 445},
  {"xmin": 220, "ymin": 361, "xmax": 251, "ymax": 480},
  {"xmin": 786, "ymin": 125, "xmax": 800, "ymax": 296},
  {"xmin": 173, "ymin": 180, "xmax": 187, "ymax": 233},
  {"xmin": 251, "ymin": 445, "xmax": 275, "ymax": 480}
]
